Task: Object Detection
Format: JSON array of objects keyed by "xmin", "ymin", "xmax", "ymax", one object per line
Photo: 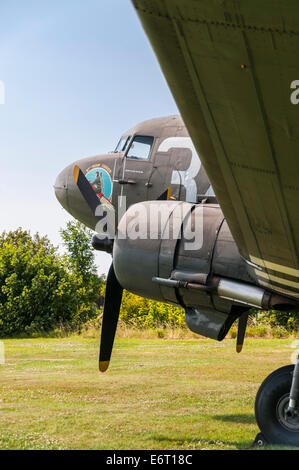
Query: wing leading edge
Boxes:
[{"xmin": 132, "ymin": 0, "xmax": 299, "ymax": 299}]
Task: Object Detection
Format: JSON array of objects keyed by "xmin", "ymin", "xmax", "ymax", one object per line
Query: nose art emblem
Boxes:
[{"xmin": 85, "ymin": 164, "xmax": 113, "ymax": 206}]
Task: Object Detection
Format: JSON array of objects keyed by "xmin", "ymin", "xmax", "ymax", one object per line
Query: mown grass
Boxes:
[{"xmin": 0, "ymin": 335, "xmax": 297, "ymax": 450}]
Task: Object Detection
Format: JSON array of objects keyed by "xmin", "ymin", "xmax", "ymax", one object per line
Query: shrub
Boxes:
[
  {"xmin": 99, "ymin": 286, "xmax": 185, "ymax": 329},
  {"xmin": 255, "ymin": 310, "xmax": 299, "ymax": 332},
  {"xmin": 0, "ymin": 228, "xmax": 100, "ymax": 337}
]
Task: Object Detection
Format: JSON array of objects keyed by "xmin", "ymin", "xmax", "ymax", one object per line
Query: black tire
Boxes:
[{"xmin": 255, "ymin": 365, "xmax": 299, "ymax": 447}]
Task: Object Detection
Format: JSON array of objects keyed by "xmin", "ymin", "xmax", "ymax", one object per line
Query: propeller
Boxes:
[
  {"xmin": 236, "ymin": 312, "xmax": 249, "ymax": 353},
  {"xmin": 73, "ymin": 164, "xmax": 172, "ymax": 371},
  {"xmin": 99, "ymin": 263, "xmax": 123, "ymax": 372},
  {"xmin": 73, "ymin": 165, "xmax": 122, "ymax": 372},
  {"xmin": 157, "ymin": 187, "xmax": 172, "ymax": 200}
]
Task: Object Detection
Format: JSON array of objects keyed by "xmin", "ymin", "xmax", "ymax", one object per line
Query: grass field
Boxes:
[{"xmin": 0, "ymin": 335, "xmax": 297, "ymax": 450}]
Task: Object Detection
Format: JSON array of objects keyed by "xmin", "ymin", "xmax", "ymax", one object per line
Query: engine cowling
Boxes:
[{"xmin": 112, "ymin": 200, "xmax": 293, "ymax": 340}]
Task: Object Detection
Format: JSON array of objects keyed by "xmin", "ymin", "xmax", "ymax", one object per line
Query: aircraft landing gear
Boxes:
[{"xmin": 255, "ymin": 362, "xmax": 299, "ymax": 447}]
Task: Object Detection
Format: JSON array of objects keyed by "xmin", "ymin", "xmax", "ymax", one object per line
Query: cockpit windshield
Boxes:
[
  {"xmin": 114, "ymin": 135, "xmax": 131, "ymax": 153},
  {"xmin": 126, "ymin": 136, "xmax": 154, "ymax": 160}
]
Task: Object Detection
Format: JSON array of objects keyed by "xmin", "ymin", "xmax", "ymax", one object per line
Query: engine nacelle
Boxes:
[{"xmin": 112, "ymin": 201, "xmax": 292, "ymax": 340}]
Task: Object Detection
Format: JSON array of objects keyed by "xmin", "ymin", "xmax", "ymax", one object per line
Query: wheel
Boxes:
[{"xmin": 255, "ymin": 365, "xmax": 299, "ymax": 447}]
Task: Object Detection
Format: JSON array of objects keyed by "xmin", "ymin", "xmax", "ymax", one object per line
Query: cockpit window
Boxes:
[
  {"xmin": 126, "ymin": 136, "xmax": 154, "ymax": 160},
  {"xmin": 114, "ymin": 135, "xmax": 131, "ymax": 153}
]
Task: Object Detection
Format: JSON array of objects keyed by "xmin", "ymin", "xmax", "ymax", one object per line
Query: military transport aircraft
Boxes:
[{"xmin": 55, "ymin": 0, "xmax": 299, "ymax": 447}]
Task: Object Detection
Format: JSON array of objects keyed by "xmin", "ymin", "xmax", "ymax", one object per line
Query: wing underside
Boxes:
[{"xmin": 132, "ymin": 0, "xmax": 299, "ymax": 298}]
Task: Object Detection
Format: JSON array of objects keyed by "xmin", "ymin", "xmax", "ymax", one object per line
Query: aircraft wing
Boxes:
[{"xmin": 132, "ymin": 0, "xmax": 299, "ymax": 298}]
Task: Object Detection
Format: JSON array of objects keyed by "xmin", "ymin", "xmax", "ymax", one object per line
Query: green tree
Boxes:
[
  {"xmin": 60, "ymin": 220, "xmax": 104, "ymax": 307},
  {"xmin": 60, "ymin": 221, "xmax": 96, "ymax": 280},
  {"xmin": 0, "ymin": 228, "xmax": 100, "ymax": 337}
]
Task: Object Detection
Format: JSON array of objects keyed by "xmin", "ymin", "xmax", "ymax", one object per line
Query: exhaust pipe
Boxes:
[
  {"xmin": 217, "ymin": 279, "xmax": 267, "ymax": 309},
  {"xmin": 153, "ymin": 275, "xmax": 297, "ymax": 310},
  {"xmin": 217, "ymin": 278, "xmax": 298, "ymax": 310}
]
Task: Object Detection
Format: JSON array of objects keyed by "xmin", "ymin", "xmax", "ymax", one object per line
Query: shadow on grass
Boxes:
[{"xmin": 213, "ymin": 413, "xmax": 256, "ymax": 425}]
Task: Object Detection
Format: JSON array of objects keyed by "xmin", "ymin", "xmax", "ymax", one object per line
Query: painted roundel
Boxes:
[{"xmin": 85, "ymin": 165, "xmax": 113, "ymax": 204}]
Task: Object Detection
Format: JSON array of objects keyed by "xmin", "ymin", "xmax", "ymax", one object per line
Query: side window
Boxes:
[
  {"xmin": 126, "ymin": 136, "xmax": 154, "ymax": 160},
  {"xmin": 114, "ymin": 135, "xmax": 131, "ymax": 153}
]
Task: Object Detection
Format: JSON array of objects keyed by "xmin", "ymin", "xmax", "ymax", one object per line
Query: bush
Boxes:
[
  {"xmin": 100, "ymin": 286, "xmax": 185, "ymax": 329},
  {"xmin": 98, "ymin": 288, "xmax": 299, "ymax": 336},
  {"xmin": 255, "ymin": 310, "xmax": 299, "ymax": 333},
  {"xmin": 0, "ymin": 228, "xmax": 101, "ymax": 337},
  {"xmin": 120, "ymin": 291, "xmax": 185, "ymax": 329}
]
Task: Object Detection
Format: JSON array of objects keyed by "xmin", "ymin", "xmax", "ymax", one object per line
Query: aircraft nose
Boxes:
[
  {"xmin": 54, "ymin": 153, "xmax": 119, "ymax": 230},
  {"xmin": 54, "ymin": 165, "xmax": 71, "ymax": 213}
]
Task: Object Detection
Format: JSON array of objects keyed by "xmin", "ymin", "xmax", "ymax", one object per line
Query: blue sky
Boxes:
[{"xmin": 0, "ymin": 0, "xmax": 178, "ymax": 274}]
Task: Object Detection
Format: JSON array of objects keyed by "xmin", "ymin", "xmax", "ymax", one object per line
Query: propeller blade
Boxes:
[
  {"xmin": 74, "ymin": 169, "xmax": 172, "ymax": 371},
  {"xmin": 73, "ymin": 165, "xmax": 101, "ymax": 214},
  {"xmin": 236, "ymin": 312, "xmax": 249, "ymax": 353},
  {"xmin": 157, "ymin": 187, "xmax": 172, "ymax": 200},
  {"xmin": 99, "ymin": 263, "xmax": 123, "ymax": 372}
]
